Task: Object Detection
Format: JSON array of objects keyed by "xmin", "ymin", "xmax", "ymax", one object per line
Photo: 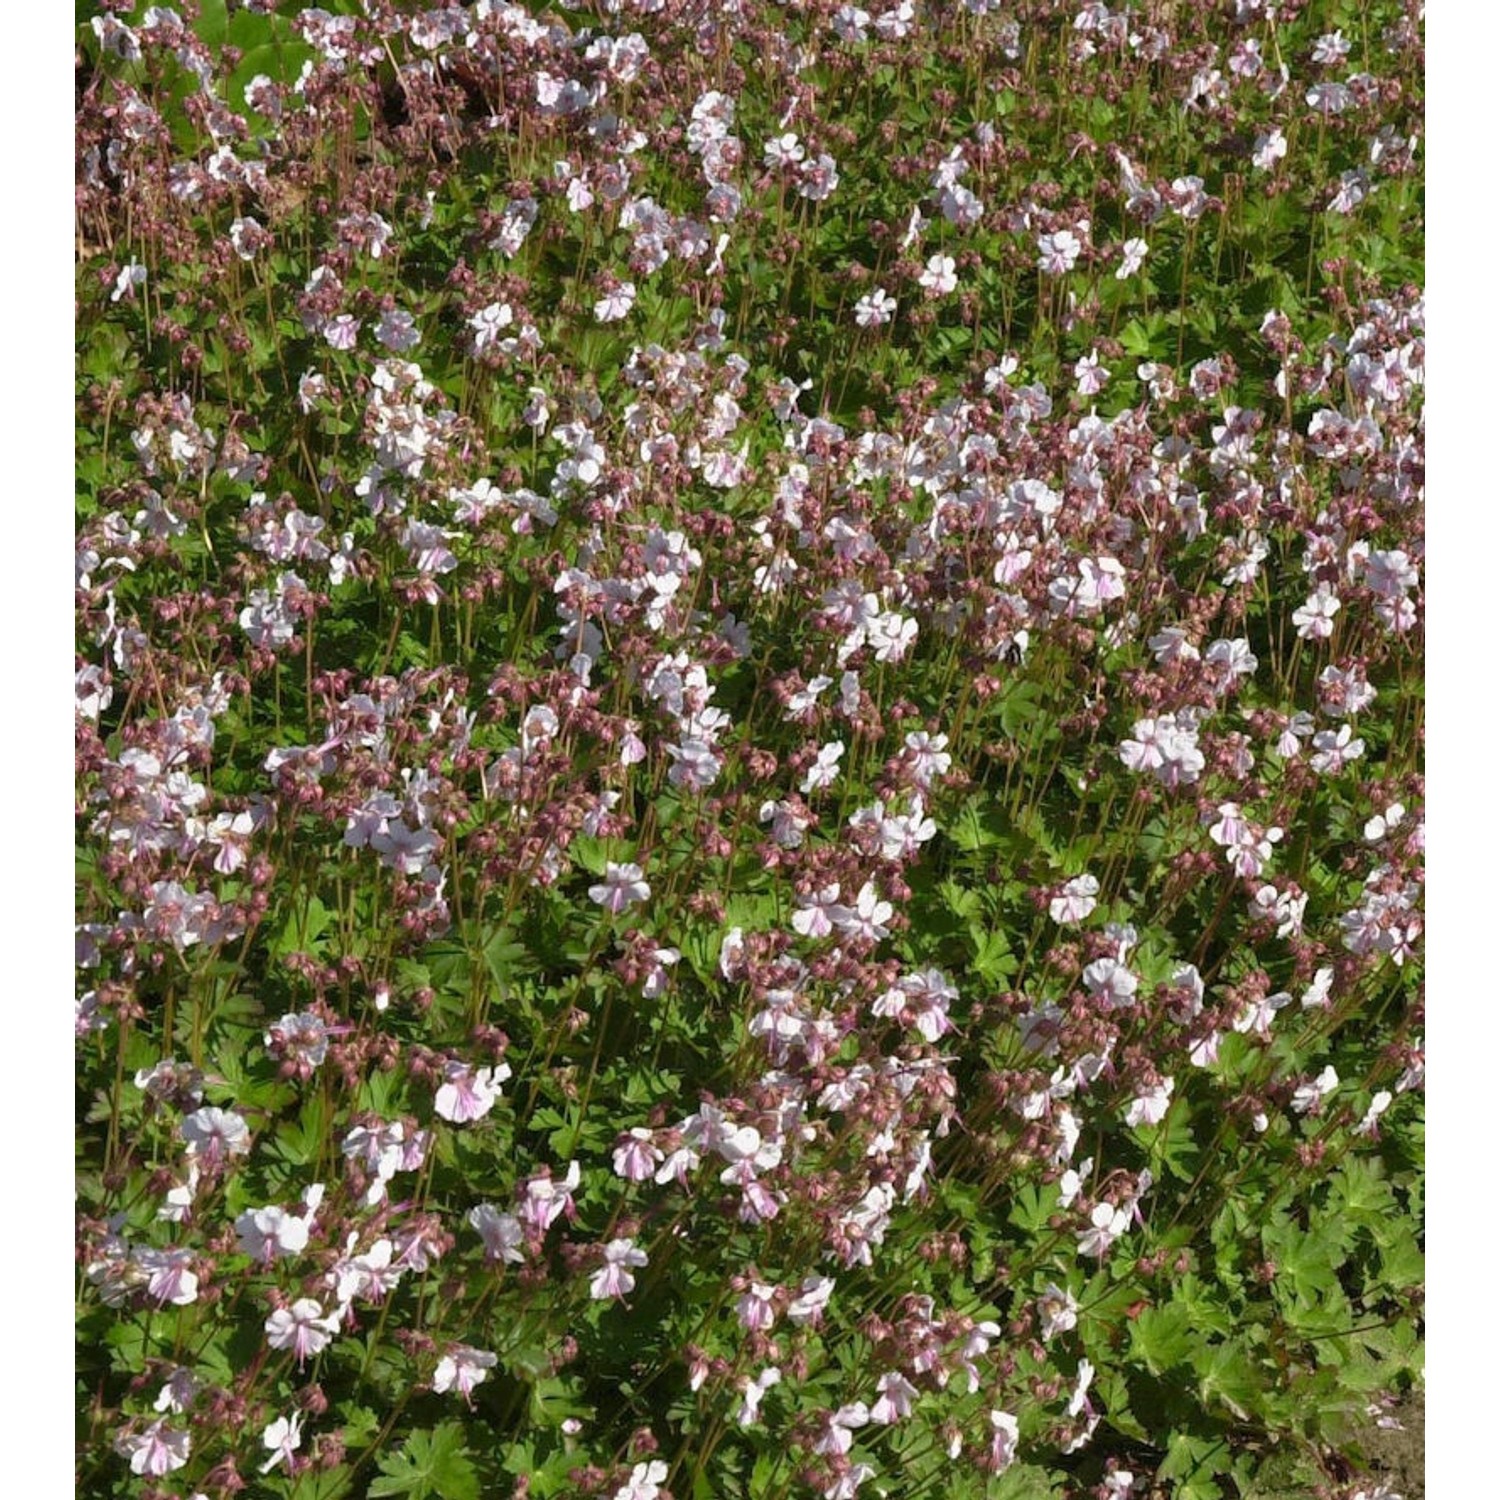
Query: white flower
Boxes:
[
  {"xmin": 1037, "ymin": 229, "xmax": 1082, "ymax": 274},
  {"xmin": 854, "ymin": 288, "xmax": 896, "ymax": 326},
  {"xmin": 1049, "ymin": 874, "xmax": 1100, "ymax": 925},
  {"xmin": 433, "ymin": 1344, "xmax": 498, "ymax": 1400},
  {"xmin": 433, "ymin": 1060, "xmax": 511, "ymax": 1124},
  {"xmin": 590, "ymin": 1238, "xmax": 649, "ymax": 1300},
  {"xmin": 593, "ymin": 282, "xmax": 637, "ymax": 322},
  {"xmin": 1251, "ymin": 128, "xmax": 1287, "ymax": 171},
  {"xmin": 260, "ymin": 1411, "xmax": 303, "ymax": 1474},
  {"xmin": 763, "ymin": 132, "xmax": 804, "ymax": 168},
  {"xmin": 589, "ymin": 862, "xmax": 651, "ymax": 913},
  {"xmin": 918, "ymin": 253, "xmax": 957, "ymax": 296},
  {"xmin": 1116, "ymin": 237, "xmax": 1148, "ymax": 278},
  {"xmin": 800, "ymin": 741, "xmax": 845, "ymax": 794},
  {"xmin": 614, "ymin": 1460, "xmax": 669, "ymax": 1500},
  {"xmin": 111, "ymin": 262, "xmax": 148, "ymax": 303}
]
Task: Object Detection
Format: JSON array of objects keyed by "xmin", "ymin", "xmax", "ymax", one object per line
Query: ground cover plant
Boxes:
[{"xmin": 74, "ymin": 2, "xmax": 1424, "ymax": 1496}]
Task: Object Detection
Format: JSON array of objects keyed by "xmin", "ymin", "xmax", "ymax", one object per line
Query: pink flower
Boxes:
[
  {"xmin": 1049, "ymin": 874, "xmax": 1099, "ymax": 924},
  {"xmin": 468, "ymin": 1203, "xmax": 526, "ymax": 1263},
  {"xmin": 590, "ymin": 1238, "xmax": 649, "ymax": 1300},
  {"xmin": 434, "ymin": 1059, "xmax": 511, "ymax": 1124},
  {"xmin": 988, "ymin": 1409, "xmax": 1019, "ymax": 1472},
  {"xmin": 236, "ymin": 1205, "xmax": 311, "ymax": 1263},
  {"xmin": 870, "ymin": 1371, "xmax": 919, "ymax": 1424},
  {"xmin": 179, "ymin": 1106, "xmax": 250, "ymax": 1164},
  {"xmin": 265, "ymin": 1298, "xmax": 341, "ymax": 1365},
  {"xmin": 588, "ymin": 862, "xmax": 651, "ymax": 913},
  {"xmin": 613, "ymin": 1128, "xmax": 664, "ymax": 1182},
  {"xmin": 787, "ymin": 1274, "xmax": 836, "ymax": 1326},
  {"xmin": 116, "ymin": 1420, "xmax": 191, "ymax": 1477},
  {"xmin": 593, "ymin": 282, "xmax": 637, "ymax": 322},
  {"xmin": 135, "ymin": 1247, "xmax": 199, "ymax": 1306},
  {"xmin": 517, "ymin": 1161, "xmax": 582, "ymax": 1234},
  {"xmin": 919, "ymin": 254, "xmax": 957, "ymax": 297},
  {"xmin": 614, "ymin": 1460, "xmax": 669, "ymax": 1500},
  {"xmin": 433, "ymin": 1344, "xmax": 498, "ymax": 1402},
  {"xmin": 260, "ymin": 1411, "xmax": 303, "ymax": 1474},
  {"xmin": 735, "ymin": 1282, "xmax": 779, "ymax": 1331},
  {"xmin": 854, "ymin": 288, "xmax": 896, "ymax": 326},
  {"xmin": 1037, "ymin": 229, "xmax": 1082, "ymax": 274},
  {"xmin": 1037, "ymin": 1283, "xmax": 1078, "ymax": 1341}
]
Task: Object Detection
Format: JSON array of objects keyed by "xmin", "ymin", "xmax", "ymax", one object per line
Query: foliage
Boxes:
[{"xmin": 75, "ymin": 3, "xmax": 1422, "ymax": 1499}]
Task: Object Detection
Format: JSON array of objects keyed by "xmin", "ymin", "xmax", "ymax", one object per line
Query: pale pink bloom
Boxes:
[
  {"xmin": 1292, "ymin": 583, "xmax": 1341, "ymax": 639},
  {"xmin": 136, "ymin": 1247, "xmax": 199, "ymax": 1306},
  {"xmin": 797, "ymin": 153, "xmax": 840, "ymax": 201},
  {"xmin": 116, "ymin": 1420, "xmax": 191, "ymax": 1477},
  {"xmin": 1037, "ymin": 229, "xmax": 1082, "ymax": 274},
  {"xmin": 1075, "ymin": 350, "xmax": 1109, "ymax": 394},
  {"xmin": 518, "ymin": 1161, "xmax": 582, "ymax": 1234},
  {"xmin": 824, "ymin": 1464, "xmax": 877, "ymax": 1500},
  {"xmin": 614, "ymin": 1460, "xmax": 669, "ymax": 1500},
  {"xmin": 736, "ymin": 1281, "xmax": 779, "ymax": 1331},
  {"xmin": 589, "ymin": 862, "xmax": 651, "ymax": 913},
  {"xmin": 590, "ymin": 1238, "xmax": 649, "ymax": 1300},
  {"xmin": 1050, "ymin": 874, "xmax": 1099, "ymax": 924},
  {"xmin": 867, "ymin": 610, "xmax": 918, "ymax": 662},
  {"xmin": 179, "ymin": 1106, "xmax": 250, "ymax": 1164},
  {"xmin": 613, "ymin": 1128, "xmax": 664, "ymax": 1181},
  {"xmin": 433, "ymin": 1344, "xmax": 498, "ymax": 1402},
  {"xmin": 593, "ymin": 282, "xmax": 637, "ymax": 322},
  {"xmin": 1354, "ymin": 1090, "xmax": 1393, "ymax": 1137},
  {"xmin": 1125, "ymin": 1078, "xmax": 1174, "ymax": 1127},
  {"xmin": 735, "ymin": 1365, "xmax": 782, "ymax": 1426},
  {"xmin": 1116, "ymin": 237, "xmax": 1148, "ymax": 277},
  {"xmin": 870, "ymin": 1371, "xmax": 919, "ymax": 1424},
  {"xmin": 854, "ymin": 288, "xmax": 896, "ymax": 326},
  {"xmin": 323, "ymin": 313, "xmax": 360, "ymax": 350},
  {"xmin": 835, "ymin": 882, "xmax": 893, "ymax": 943},
  {"xmin": 787, "ymin": 1274, "xmax": 836, "ymax": 1325},
  {"xmin": 330, "ymin": 1235, "xmax": 399, "ymax": 1305},
  {"xmin": 811, "ymin": 1402, "xmax": 870, "ymax": 1456},
  {"xmin": 264, "ymin": 1011, "xmax": 329, "ymax": 1069},
  {"xmin": 468, "ymin": 1203, "xmax": 526, "ymax": 1263},
  {"xmin": 988, "ymin": 1409, "xmax": 1019, "ymax": 1471},
  {"xmin": 260, "ymin": 1411, "xmax": 303, "ymax": 1474},
  {"xmin": 904, "ymin": 731, "xmax": 951, "ymax": 786},
  {"xmin": 375, "ymin": 309, "xmax": 421, "ymax": 352},
  {"xmin": 801, "ymin": 741, "xmax": 846, "ymax": 794},
  {"xmin": 153, "ymin": 1368, "xmax": 198, "ymax": 1415},
  {"xmin": 1234, "ymin": 990, "xmax": 1294, "ymax": 1039},
  {"xmin": 111, "ymin": 262, "xmax": 148, "ymax": 302},
  {"xmin": 265, "ymin": 1298, "xmax": 341, "ymax": 1365},
  {"xmin": 236, "ymin": 1205, "xmax": 311, "ymax": 1263},
  {"xmin": 469, "ymin": 301, "xmax": 514, "ymax": 351},
  {"xmin": 1301, "ymin": 967, "xmax": 1335, "ymax": 1009},
  {"xmin": 1309, "ymin": 724, "xmax": 1365, "ymax": 775},
  {"xmin": 434, "ymin": 1059, "xmax": 511, "ymax": 1123},
  {"xmin": 1037, "ymin": 1283, "xmax": 1079, "ymax": 1341},
  {"xmin": 1082, "ymin": 956, "xmax": 1137, "ymax": 1008},
  {"xmin": 763, "ymin": 132, "xmax": 805, "ymax": 168},
  {"xmin": 1252, "ymin": 128, "xmax": 1287, "ymax": 170},
  {"xmin": 919, "ymin": 254, "xmax": 957, "ymax": 296},
  {"xmin": 1078, "ymin": 1201, "xmax": 1130, "ymax": 1258}
]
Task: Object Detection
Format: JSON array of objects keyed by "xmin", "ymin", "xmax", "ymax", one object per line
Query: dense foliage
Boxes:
[{"xmin": 75, "ymin": 3, "xmax": 1423, "ymax": 1498}]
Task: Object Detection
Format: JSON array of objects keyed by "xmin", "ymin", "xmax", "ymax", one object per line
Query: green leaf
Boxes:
[
  {"xmin": 369, "ymin": 1423, "xmax": 479, "ymax": 1500},
  {"xmin": 1157, "ymin": 1429, "xmax": 1232, "ymax": 1496},
  {"xmin": 1130, "ymin": 1302, "xmax": 1196, "ymax": 1374},
  {"xmin": 1194, "ymin": 1339, "xmax": 1263, "ymax": 1422}
]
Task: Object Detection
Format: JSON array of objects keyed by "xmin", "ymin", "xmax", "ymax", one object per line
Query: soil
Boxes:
[{"xmin": 1357, "ymin": 1394, "xmax": 1425, "ymax": 1499}]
